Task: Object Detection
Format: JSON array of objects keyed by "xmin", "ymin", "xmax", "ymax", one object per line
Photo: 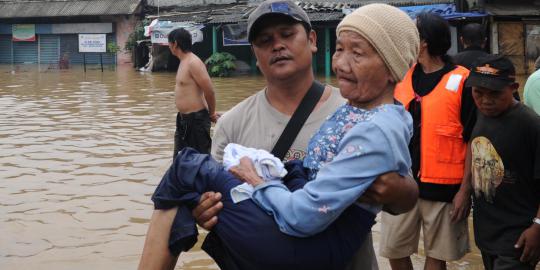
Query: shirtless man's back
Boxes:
[{"xmin": 168, "ymin": 28, "xmax": 217, "ymax": 158}]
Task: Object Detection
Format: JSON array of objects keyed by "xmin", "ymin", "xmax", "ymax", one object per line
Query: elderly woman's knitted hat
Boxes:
[{"xmin": 337, "ymin": 4, "xmax": 420, "ymax": 82}]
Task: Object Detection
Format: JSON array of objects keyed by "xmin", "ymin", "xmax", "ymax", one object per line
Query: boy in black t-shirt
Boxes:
[{"xmin": 466, "ymin": 55, "xmax": 540, "ymax": 270}]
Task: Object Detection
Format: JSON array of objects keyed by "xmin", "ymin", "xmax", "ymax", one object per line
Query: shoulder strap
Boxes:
[{"xmin": 271, "ymin": 81, "xmax": 325, "ymax": 160}]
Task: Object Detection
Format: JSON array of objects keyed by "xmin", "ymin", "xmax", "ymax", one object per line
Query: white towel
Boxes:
[{"xmin": 223, "ymin": 143, "xmax": 287, "ymax": 203}]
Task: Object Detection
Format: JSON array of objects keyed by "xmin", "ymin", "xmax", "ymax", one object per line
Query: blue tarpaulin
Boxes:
[{"xmin": 398, "ymin": 4, "xmax": 487, "ymax": 19}]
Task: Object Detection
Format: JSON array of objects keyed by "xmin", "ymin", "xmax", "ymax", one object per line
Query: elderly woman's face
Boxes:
[{"xmin": 332, "ymin": 31, "xmax": 393, "ymax": 108}]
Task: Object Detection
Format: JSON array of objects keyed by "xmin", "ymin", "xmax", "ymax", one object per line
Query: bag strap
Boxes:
[{"xmin": 271, "ymin": 81, "xmax": 325, "ymax": 160}]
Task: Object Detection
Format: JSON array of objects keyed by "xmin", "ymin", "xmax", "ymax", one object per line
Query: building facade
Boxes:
[
  {"xmin": 482, "ymin": 0, "xmax": 540, "ymax": 74},
  {"xmin": 0, "ymin": 0, "xmax": 143, "ymax": 66},
  {"xmin": 143, "ymin": 0, "xmax": 487, "ymax": 74}
]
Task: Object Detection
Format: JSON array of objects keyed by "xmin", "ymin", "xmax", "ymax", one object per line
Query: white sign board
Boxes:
[
  {"xmin": 78, "ymin": 34, "xmax": 106, "ymax": 53},
  {"xmin": 148, "ymin": 20, "xmax": 204, "ymax": 45}
]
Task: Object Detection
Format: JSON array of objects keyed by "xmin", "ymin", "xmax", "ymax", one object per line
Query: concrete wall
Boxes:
[
  {"xmin": 1, "ymin": 19, "xmax": 137, "ymax": 65},
  {"xmin": 115, "ymin": 15, "xmax": 139, "ymax": 65}
]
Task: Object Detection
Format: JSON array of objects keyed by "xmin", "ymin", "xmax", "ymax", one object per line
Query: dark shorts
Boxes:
[
  {"xmin": 481, "ymin": 250, "xmax": 537, "ymax": 270},
  {"xmin": 152, "ymin": 148, "xmax": 376, "ymax": 270},
  {"xmin": 173, "ymin": 109, "xmax": 211, "ymax": 159}
]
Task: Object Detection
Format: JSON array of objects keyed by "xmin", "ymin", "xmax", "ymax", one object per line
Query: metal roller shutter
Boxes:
[
  {"xmin": 0, "ymin": 35, "xmax": 12, "ymax": 64},
  {"xmin": 60, "ymin": 34, "xmax": 81, "ymax": 64},
  {"xmin": 39, "ymin": 35, "xmax": 60, "ymax": 64},
  {"xmin": 13, "ymin": 40, "xmax": 38, "ymax": 64}
]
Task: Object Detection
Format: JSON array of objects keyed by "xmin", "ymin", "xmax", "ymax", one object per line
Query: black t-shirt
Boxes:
[
  {"xmin": 471, "ymin": 103, "xmax": 540, "ymax": 256},
  {"xmin": 408, "ymin": 62, "xmax": 477, "ymax": 202},
  {"xmin": 452, "ymin": 46, "xmax": 488, "ymax": 70}
]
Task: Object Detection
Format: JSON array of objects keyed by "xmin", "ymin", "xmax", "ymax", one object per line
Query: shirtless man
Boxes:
[{"xmin": 168, "ymin": 27, "xmax": 218, "ymax": 158}]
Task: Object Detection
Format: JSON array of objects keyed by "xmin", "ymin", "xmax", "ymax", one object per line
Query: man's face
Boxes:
[
  {"xmin": 251, "ymin": 18, "xmax": 317, "ymax": 81},
  {"xmin": 472, "ymin": 84, "xmax": 517, "ymax": 117},
  {"xmin": 332, "ymin": 30, "xmax": 392, "ymax": 108}
]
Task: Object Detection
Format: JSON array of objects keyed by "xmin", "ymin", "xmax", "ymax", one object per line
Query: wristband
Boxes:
[{"xmin": 534, "ymin": 217, "xmax": 540, "ymax": 226}]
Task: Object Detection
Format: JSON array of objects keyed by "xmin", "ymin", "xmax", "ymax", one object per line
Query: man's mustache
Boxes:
[{"xmin": 270, "ymin": 55, "xmax": 292, "ymax": 64}]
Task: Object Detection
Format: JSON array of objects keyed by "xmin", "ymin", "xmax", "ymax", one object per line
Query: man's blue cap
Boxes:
[{"xmin": 247, "ymin": 0, "xmax": 311, "ymax": 42}]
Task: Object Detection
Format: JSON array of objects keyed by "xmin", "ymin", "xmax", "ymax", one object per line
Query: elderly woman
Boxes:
[{"xmin": 150, "ymin": 4, "xmax": 419, "ymax": 270}]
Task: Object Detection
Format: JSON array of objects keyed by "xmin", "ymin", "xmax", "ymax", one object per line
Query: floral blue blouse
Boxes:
[
  {"xmin": 252, "ymin": 103, "xmax": 413, "ymax": 237},
  {"xmin": 304, "ymin": 104, "xmax": 381, "ymax": 180}
]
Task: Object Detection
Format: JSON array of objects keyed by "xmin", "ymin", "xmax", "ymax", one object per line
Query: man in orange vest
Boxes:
[{"xmin": 379, "ymin": 12, "xmax": 476, "ymax": 270}]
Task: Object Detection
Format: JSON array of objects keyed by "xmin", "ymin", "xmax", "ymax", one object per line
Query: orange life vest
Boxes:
[{"xmin": 395, "ymin": 65, "xmax": 470, "ymax": 185}]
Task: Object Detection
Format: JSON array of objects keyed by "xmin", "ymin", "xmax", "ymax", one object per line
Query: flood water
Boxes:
[{"xmin": 0, "ymin": 65, "xmax": 533, "ymax": 270}]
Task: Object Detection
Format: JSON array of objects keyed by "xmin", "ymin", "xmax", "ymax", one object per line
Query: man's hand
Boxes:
[
  {"xmin": 358, "ymin": 172, "xmax": 418, "ymax": 214},
  {"xmin": 210, "ymin": 112, "xmax": 221, "ymax": 123},
  {"xmin": 450, "ymin": 189, "xmax": 471, "ymax": 223},
  {"xmin": 192, "ymin": 192, "xmax": 223, "ymax": 230},
  {"xmin": 229, "ymin": 157, "xmax": 264, "ymax": 187},
  {"xmin": 515, "ymin": 223, "xmax": 540, "ymax": 265}
]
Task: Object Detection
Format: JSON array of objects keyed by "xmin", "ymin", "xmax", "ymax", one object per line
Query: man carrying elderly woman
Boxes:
[{"xmin": 140, "ymin": 3, "xmax": 420, "ymax": 270}]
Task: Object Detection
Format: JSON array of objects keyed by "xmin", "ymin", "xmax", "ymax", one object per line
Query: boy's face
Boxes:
[{"xmin": 472, "ymin": 84, "xmax": 518, "ymax": 117}]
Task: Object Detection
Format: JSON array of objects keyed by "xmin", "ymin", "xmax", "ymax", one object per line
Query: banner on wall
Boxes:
[
  {"xmin": 398, "ymin": 4, "xmax": 487, "ymax": 19},
  {"xmin": 147, "ymin": 20, "xmax": 204, "ymax": 45},
  {"xmin": 342, "ymin": 4, "xmax": 486, "ymax": 19},
  {"xmin": 78, "ymin": 34, "xmax": 107, "ymax": 53},
  {"xmin": 12, "ymin": 24, "xmax": 36, "ymax": 42},
  {"xmin": 222, "ymin": 23, "xmax": 249, "ymax": 46}
]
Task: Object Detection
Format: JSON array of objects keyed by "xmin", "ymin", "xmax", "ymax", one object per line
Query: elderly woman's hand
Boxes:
[{"xmin": 228, "ymin": 157, "xmax": 264, "ymax": 187}]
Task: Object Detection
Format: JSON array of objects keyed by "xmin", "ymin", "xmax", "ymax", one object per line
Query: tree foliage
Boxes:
[
  {"xmin": 125, "ymin": 19, "xmax": 150, "ymax": 52},
  {"xmin": 107, "ymin": 42, "xmax": 120, "ymax": 53},
  {"xmin": 204, "ymin": 52, "xmax": 237, "ymax": 77}
]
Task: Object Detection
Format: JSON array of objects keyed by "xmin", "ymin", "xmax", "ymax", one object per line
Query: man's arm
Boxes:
[
  {"xmin": 515, "ymin": 124, "xmax": 540, "ymax": 264},
  {"xmin": 451, "ymin": 142, "xmax": 472, "ymax": 222},
  {"xmin": 515, "ymin": 205, "xmax": 540, "ymax": 264},
  {"xmin": 358, "ymin": 172, "xmax": 418, "ymax": 215},
  {"xmin": 191, "ymin": 61, "xmax": 218, "ymax": 122},
  {"xmin": 210, "ymin": 120, "xmax": 229, "ymax": 163},
  {"xmin": 450, "ymin": 85, "xmax": 476, "ymax": 222}
]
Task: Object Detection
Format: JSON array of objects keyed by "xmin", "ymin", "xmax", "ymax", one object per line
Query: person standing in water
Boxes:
[{"xmin": 168, "ymin": 28, "xmax": 218, "ymax": 159}]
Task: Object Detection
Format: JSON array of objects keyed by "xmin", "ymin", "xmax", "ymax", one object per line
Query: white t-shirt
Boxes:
[{"xmin": 211, "ymin": 86, "xmax": 345, "ymax": 162}]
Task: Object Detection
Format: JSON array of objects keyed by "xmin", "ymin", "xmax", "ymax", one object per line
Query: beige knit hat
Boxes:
[{"xmin": 337, "ymin": 4, "xmax": 419, "ymax": 82}]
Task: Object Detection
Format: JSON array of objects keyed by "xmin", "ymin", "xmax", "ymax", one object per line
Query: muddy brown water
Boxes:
[{"xmin": 0, "ymin": 65, "xmax": 534, "ymax": 270}]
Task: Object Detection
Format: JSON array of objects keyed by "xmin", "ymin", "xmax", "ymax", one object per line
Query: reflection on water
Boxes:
[{"xmin": 0, "ymin": 65, "xmax": 532, "ymax": 270}]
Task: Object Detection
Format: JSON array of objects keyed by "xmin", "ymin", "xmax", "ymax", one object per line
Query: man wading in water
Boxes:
[{"xmin": 168, "ymin": 28, "xmax": 218, "ymax": 159}]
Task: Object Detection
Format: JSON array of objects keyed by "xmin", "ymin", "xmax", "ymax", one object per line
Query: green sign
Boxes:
[{"xmin": 13, "ymin": 24, "xmax": 36, "ymax": 42}]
